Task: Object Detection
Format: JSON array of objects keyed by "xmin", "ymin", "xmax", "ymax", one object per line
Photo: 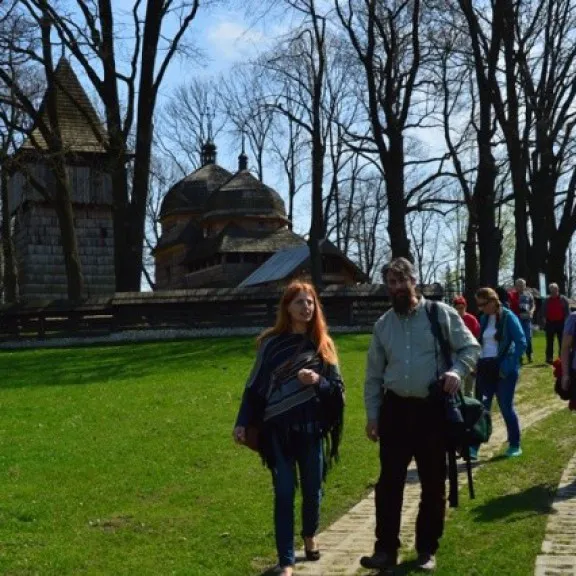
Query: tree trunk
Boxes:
[
  {"xmin": 463, "ymin": 216, "xmax": 479, "ymax": 312},
  {"xmin": 1, "ymin": 168, "xmax": 18, "ymax": 302},
  {"xmin": 546, "ymin": 249, "xmax": 567, "ymax": 295},
  {"xmin": 53, "ymin": 174, "xmax": 83, "ymax": 300},
  {"xmin": 308, "ymin": 127, "xmax": 325, "ymax": 290},
  {"xmin": 110, "ymin": 162, "xmax": 131, "ymax": 291},
  {"xmin": 498, "ymin": 0, "xmax": 530, "ymax": 282},
  {"xmin": 385, "ymin": 133, "xmax": 411, "ymax": 260},
  {"xmin": 308, "ymin": 9, "xmax": 326, "ymax": 292},
  {"xmin": 546, "ymin": 222, "xmax": 573, "ymax": 294},
  {"xmin": 40, "ymin": 15, "xmax": 83, "ymax": 300},
  {"xmin": 124, "ymin": 0, "xmax": 164, "ymax": 292},
  {"xmin": 475, "ymin": 146, "xmax": 500, "ymax": 287},
  {"xmin": 527, "ymin": 128, "xmax": 558, "ymax": 287}
]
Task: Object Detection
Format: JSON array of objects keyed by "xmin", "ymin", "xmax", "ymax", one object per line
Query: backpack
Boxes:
[{"xmin": 425, "ymin": 300, "xmax": 492, "ymax": 507}]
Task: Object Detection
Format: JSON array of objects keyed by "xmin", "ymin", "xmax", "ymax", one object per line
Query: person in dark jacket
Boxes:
[
  {"xmin": 542, "ymin": 283, "xmax": 570, "ymax": 364},
  {"xmin": 233, "ymin": 281, "xmax": 344, "ymax": 576},
  {"xmin": 472, "ymin": 287, "xmax": 527, "ymax": 461}
]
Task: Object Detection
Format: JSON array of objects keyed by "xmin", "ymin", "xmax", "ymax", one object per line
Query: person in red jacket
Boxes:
[
  {"xmin": 453, "ymin": 296, "xmax": 480, "ymax": 396},
  {"xmin": 542, "ymin": 283, "xmax": 570, "ymax": 364},
  {"xmin": 508, "ymin": 288, "xmax": 520, "ymax": 315},
  {"xmin": 453, "ymin": 296, "xmax": 480, "ymax": 338}
]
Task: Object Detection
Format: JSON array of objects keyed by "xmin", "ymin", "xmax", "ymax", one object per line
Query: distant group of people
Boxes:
[{"xmin": 232, "ymin": 262, "xmax": 573, "ymax": 575}]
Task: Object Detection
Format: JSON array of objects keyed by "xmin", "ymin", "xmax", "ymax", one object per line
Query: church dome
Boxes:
[
  {"xmin": 160, "ymin": 164, "xmax": 233, "ymax": 219},
  {"xmin": 202, "ymin": 170, "xmax": 288, "ymax": 223}
]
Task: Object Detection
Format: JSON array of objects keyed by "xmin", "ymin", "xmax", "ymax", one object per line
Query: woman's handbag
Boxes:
[
  {"xmin": 553, "ymin": 357, "xmax": 576, "ymax": 401},
  {"xmin": 244, "ymin": 423, "xmax": 260, "ymax": 452}
]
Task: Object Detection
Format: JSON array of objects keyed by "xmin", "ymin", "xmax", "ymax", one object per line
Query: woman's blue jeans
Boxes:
[
  {"xmin": 476, "ymin": 368, "xmax": 521, "ymax": 448},
  {"xmin": 520, "ymin": 319, "xmax": 533, "ymax": 358},
  {"xmin": 270, "ymin": 432, "xmax": 323, "ymax": 567}
]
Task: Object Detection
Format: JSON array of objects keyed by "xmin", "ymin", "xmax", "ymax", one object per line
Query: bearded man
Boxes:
[{"xmin": 360, "ymin": 257, "xmax": 480, "ymax": 573}]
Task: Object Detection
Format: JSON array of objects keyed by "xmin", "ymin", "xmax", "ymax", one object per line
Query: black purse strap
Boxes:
[{"xmin": 425, "ymin": 301, "xmax": 453, "ymax": 376}]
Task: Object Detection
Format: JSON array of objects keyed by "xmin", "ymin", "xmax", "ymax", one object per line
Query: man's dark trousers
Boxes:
[
  {"xmin": 545, "ymin": 320, "xmax": 565, "ymax": 362},
  {"xmin": 375, "ymin": 391, "xmax": 447, "ymax": 556}
]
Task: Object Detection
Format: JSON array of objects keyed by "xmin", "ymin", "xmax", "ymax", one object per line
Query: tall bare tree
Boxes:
[
  {"xmin": 511, "ymin": 0, "xmax": 576, "ymax": 289},
  {"xmin": 334, "ymin": 0, "xmax": 424, "ymax": 262},
  {"xmin": 158, "ymin": 79, "xmax": 225, "ymax": 175},
  {"xmin": 256, "ymin": 0, "xmax": 330, "ymax": 288},
  {"xmin": 34, "ymin": 0, "xmax": 205, "ymax": 291},
  {"xmin": 0, "ymin": 2, "xmax": 85, "ymax": 299},
  {"xmin": 219, "ymin": 71, "xmax": 274, "ymax": 180}
]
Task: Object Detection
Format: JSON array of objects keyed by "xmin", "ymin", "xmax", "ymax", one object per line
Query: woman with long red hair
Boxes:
[{"xmin": 233, "ymin": 281, "xmax": 345, "ymax": 576}]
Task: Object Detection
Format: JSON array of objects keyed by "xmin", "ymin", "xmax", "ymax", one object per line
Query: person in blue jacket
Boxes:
[{"xmin": 472, "ymin": 287, "xmax": 527, "ymax": 460}]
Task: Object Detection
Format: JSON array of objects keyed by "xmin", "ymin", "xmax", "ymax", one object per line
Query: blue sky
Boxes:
[{"xmin": 154, "ymin": 4, "xmax": 311, "ymax": 231}]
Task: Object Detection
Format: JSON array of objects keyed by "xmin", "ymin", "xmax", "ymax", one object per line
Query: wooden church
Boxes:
[
  {"xmin": 7, "ymin": 59, "xmax": 116, "ymax": 300},
  {"xmin": 154, "ymin": 142, "xmax": 368, "ymax": 289}
]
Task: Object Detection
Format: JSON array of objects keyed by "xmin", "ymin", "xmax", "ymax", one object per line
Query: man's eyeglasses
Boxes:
[{"xmin": 476, "ymin": 300, "xmax": 494, "ymax": 308}]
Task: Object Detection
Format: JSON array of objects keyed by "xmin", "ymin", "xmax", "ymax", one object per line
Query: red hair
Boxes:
[{"xmin": 257, "ymin": 281, "xmax": 338, "ymax": 365}]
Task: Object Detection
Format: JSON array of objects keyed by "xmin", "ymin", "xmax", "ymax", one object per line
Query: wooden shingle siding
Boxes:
[
  {"xmin": 8, "ymin": 164, "xmax": 113, "ymax": 213},
  {"xmin": 12, "ymin": 199, "xmax": 115, "ymax": 300},
  {"xmin": 3, "ymin": 58, "xmax": 119, "ymax": 301}
]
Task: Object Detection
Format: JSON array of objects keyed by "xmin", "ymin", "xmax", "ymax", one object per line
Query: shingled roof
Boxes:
[
  {"xmin": 185, "ymin": 223, "xmax": 305, "ymax": 263},
  {"xmin": 203, "ymin": 170, "xmax": 288, "ymax": 223},
  {"xmin": 160, "ymin": 164, "xmax": 234, "ymax": 219},
  {"xmin": 154, "ymin": 219, "xmax": 204, "ymax": 253},
  {"xmin": 21, "ymin": 58, "xmax": 107, "ymax": 154}
]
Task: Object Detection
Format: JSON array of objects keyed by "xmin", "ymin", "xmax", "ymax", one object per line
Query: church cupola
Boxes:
[
  {"xmin": 201, "ymin": 140, "xmax": 217, "ymax": 166},
  {"xmin": 200, "ymin": 107, "xmax": 217, "ymax": 166},
  {"xmin": 238, "ymin": 133, "xmax": 248, "ymax": 171}
]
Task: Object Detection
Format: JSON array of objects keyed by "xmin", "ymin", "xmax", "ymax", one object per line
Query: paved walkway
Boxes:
[
  {"xmin": 292, "ymin": 397, "xmax": 564, "ymax": 576},
  {"xmin": 535, "ymin": 450, "xmax": 576, "ymax": 576}
]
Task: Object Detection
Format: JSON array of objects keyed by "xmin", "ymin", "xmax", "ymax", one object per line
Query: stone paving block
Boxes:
[
  {"xmin": 535, "ymin": 554, "xmax": 576, "ymax": 575},
  {"xmin": 535, "ymin": 449, "xmax": 576, "ymax": 575},
  {"xmin": 542, "ymin": 541, "xmax": 576, "ymax": 554}
]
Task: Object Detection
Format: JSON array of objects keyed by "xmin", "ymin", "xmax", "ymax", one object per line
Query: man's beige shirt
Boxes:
[{"xmin": 364, "ymin": 297, "xmax": 481, "ymax": 422}]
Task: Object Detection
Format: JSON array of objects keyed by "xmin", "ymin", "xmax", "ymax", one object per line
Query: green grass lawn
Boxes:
[
  {"xmin": 0, "ymin": 331, "xmax": 567, "ymax": 575},
  {"xmin": 0, "ymin": 334, "xmax": 380, "ymax": 575}
]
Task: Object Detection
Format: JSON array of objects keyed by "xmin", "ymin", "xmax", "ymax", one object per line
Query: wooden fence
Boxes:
[{"xmin": 0, "ymin": 284, "xmax": 444, "ymax": 342}]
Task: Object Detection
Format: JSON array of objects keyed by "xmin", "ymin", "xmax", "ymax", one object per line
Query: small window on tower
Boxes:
[{"xmin": 100, "ymin": 227, "xmax": 108, "ymax": 247}]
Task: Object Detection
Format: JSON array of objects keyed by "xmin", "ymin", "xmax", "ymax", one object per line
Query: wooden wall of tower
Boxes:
[{"xmin": 8, "ymin": 163, "xmax": 115, "ymax": 300}]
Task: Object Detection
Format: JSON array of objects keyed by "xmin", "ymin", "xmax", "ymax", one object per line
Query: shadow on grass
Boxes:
[
  {"xmin": 0, "ymin": 336, "xmax": 256, "ymax": 389},
  {"xmin": 554, "ymin": 478, "xmax": 576, "ymax": 502},
  {"xmin": 258, "ymin": 551, "xmax": 318, "ymax": 576},
  {"xmin": 471, "ymin": 483, "xmax": 554, "ymax": 523},
  {"xmin": 358, "ymin": 558, "xmax": 420, "ymax": 576}
]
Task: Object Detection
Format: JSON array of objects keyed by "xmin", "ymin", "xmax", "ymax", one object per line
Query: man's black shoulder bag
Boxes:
[{"xmin": 425, "ymin": 300, "xmax": 492, "ymax": 508}]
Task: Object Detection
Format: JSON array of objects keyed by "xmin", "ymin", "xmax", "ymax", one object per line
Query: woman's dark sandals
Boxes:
[{"xmin": 305, "ymin": 548, "xmax": 321, "ymax": 561}]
